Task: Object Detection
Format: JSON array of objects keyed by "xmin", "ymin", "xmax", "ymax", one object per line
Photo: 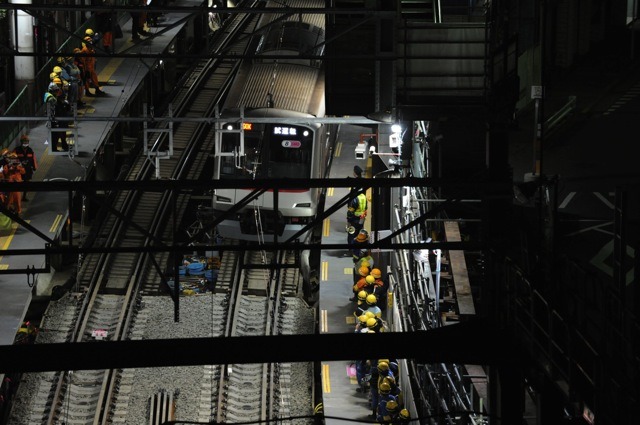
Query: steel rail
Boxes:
[{"xmin": 40, "ymin": 6, "xmax": 259, "ymax": 424}]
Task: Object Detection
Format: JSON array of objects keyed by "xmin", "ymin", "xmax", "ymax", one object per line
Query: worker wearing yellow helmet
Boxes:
[
  {"xmin": 398, "ymin": 408, "xmax": 410, "ymax": 423},
  {"xmin": 354, "ymin": 289, "xmax": 369, "ymax": 318},
  {"xmin": 356, "ymin": 314, "xmax": 369, "ymax": 332},
  {"xmin": 365, "ymin": 274, "xmax": 376, "ymax": 286},
  {"xmin": 366, "ymin": 316, "xmax": 384, "ymax": 333},
  {"xmin": 374, "ymin": 381, "xmax": 397, "ymax": 422},
  {"xmin": 365, "ymin": 293, "xmax": 382, "ymax": 318},
  {"xmin": 51, "ymin": 65, "xmax": 70, "ymax": 88},
  {"xmin": 48, "ymin": 77, "xmax": 63, "ymax": 93},
  {"xmin": 61, "ymin": 49, "xmax": 83, "ymax": 107},
  {"xmin": 379, "ymin": 399, "xmax": 399, "ymax": 423},
  {"xmin": 85, "ymin": 28, "xmax": 99, "ymax": 44},
  {"xmin": 381, "ymin": 375, "xmax": 403, "ymax": 408},
  {"xmin": 379, "ymin": 358, "xmax": 399, "ymax": 378}
]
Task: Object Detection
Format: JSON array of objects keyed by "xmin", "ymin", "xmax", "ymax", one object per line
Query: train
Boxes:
[{"xmin": 211, "ymin": 0, "xmax": 335, "ymax": 244}]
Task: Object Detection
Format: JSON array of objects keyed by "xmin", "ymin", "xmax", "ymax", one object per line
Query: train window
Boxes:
[
  {"xmin": 267, "ymin": 124, "xmax": 312, "ymax": 179},
  {"xmin": 219, "ymin": 123, "xmax": 312, "ymax": 179},
  {"xmin": 219, "ymin": 125, "xmax": 264, "ymax": 179}
]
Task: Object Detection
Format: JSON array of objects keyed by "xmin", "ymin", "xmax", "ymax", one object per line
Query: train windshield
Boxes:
[{"xmin": 220, "ymin": 123, "xmax": 313, "ymax": 180}]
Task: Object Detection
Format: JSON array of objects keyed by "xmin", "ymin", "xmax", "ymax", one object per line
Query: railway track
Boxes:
[
  {"xmin": 215, "ymin": 248, "xmax": 304, "ymax": 424},
  {"xmin": 8, "ymin": 2, "xmax": 324, "ymax": 423},
  {"xmin": 33, "ymin": 5, "xmax": 264, "ymax": 424}
]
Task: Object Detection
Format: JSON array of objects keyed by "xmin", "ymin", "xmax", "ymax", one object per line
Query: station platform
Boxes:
[
  {"xmin": 0, "ymin": 1, "xmax": 198, "ymax": 348},
  {"xmin": 320, "ymin": 124, "xmax": 383, "ymax": 423}
]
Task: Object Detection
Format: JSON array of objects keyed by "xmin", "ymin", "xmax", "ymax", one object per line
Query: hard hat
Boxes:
[
  {"xmin": 371, "ymin": 268, "xmax": 382, "ymax": 279},
  {"xmin": 56, "ymin": 56, "xmax": 65, "ymax": 64},
  {"xmin": 358, "ymin": 314, "xmax": 368, "ymax": 324},
  {"xmin": 48, "ymin": 83, "xmax": 60, "ymax": 92},
  {"xmin": 377, "ymin": 361, "xmax": 389, "ymax": 372},
  {"xmin": 386, "ymin": 400, "xmax": 399, "ymax": 412},
  {"xmin": 53, "ymin": 66, "xmax": 63, "ymax": 74},
  {"xmin": 365, "ymin": 275, "xmax": 375, "ymax": 284},
  {"xmin": 366, "ymin": 317, "xmax": 377, "ymax": 328},
  {"xmin": 360, "ymin": 260, "xmax": 370, "ymax": 269},
  {"xmin": 6, "ymin": 152, "xmax": 17, "ymax": 159},
  {"xmin": 366, "ymin": 294, "xmax": 377, "ymax": 305},
  {"xmin": 84, "ymin": 36, "xmax": 94, "ymax": 44},
  {"xmin": 382, "ymin": 375, "xmax": 396, "ymax": 386},
  {"xmin": 53, "ymin": 77, "xmax": 62, "ymax": 85},
  {"xmin": 85, "ymin": 28, "xmax": 94, "ymax": 36},
  {"xmin": 364, "ymin": 311, "xmax": 375, "ymax": 319},
  {"xmin": 399, "ymin": 409, "xmax": 410, "ymax": 419},
  {"xmin": 378, "ymin": 358, "xmax": 389, "ymax": 364},
  {"xmin": 358, "ymin": 266, "xmax": 369, "ymax": 277},
  {"xmin": 0, "ymin": 148, "xmax": 10, "ymax": 156},
  {"xmin": 379, "ymin": 382, "xmax": 391, "ymax": 394},
  {"xmin": 355, "ymin": 231, "xmax": 368, "ymax": 242},
  {"xmin": 49, "ymin": 72, "xmax": 58, "ymax": 80},
  {"xmin": 73, "ymin": 47, "xmax": 82, "ymax": 54},
  {"xmin": 357, "ymin": 290, "xmax": 367, "ymax": 302}
]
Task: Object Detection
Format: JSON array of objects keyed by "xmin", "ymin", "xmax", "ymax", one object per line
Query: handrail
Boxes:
[{"xmin": 544, "ymin": 95, "xmax": 576, "ymax": 137}]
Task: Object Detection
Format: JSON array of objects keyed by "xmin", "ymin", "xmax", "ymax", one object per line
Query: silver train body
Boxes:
[{"xmin": 212, "ymin": 0, "xmax": 332, "ymax": 242}]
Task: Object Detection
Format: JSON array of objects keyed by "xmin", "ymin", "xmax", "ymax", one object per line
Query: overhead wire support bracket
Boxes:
[{"xmin": 143, "ymin": 103, "xmax": 174, "ymax": 179}]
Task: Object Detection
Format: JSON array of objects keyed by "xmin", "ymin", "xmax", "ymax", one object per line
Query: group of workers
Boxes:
[
  {"xmin": 45, "ymin": 28, "xmax": 107, "ymax": 151},
  {"xmin": 353, "ymin": 358, "xmax": 410, "ymax": 423},
  {"xmin": 346, "ymin": 165, "xmax": 411, "ymax": 424},
  {"xmin": 0, "ymin": 135, "xmax": 37, "ymax": 216},
  {"xmin": 345, "ymin": 165, "xmax": 411, "ymax": 423}
]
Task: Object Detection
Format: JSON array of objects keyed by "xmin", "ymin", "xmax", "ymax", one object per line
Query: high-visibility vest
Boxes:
[
  {"xmin": 354, "ymin": 193, "xmax": 367, "ymax": 217},
  {"xmin": 43, "ymin": 92, "xmax": 56, "ymax": 104}
]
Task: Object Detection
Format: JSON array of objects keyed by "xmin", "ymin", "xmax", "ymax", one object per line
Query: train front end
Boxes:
[{"xmin": 212, "ymin": 118, "xmax": 320, "ymax": 243}]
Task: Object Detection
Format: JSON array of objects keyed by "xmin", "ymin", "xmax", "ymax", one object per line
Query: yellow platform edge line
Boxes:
[
  {"xmin": 50, "ymin": 214, "xmax": 63, "ymax": 233},
  {"xmin": 322, "ymin": 364, "xmax": 331, "ymax": 393},
  {"xmin": 99, "ymin": 57, "xmax": 125, "ymax": 82},
  {"xmin": 321, "ymin": 309, "xmax": 327, "ymax": 333},
  {"xmin": 323, "ymin": 218, "xmax": 330, "ymax": 237}
]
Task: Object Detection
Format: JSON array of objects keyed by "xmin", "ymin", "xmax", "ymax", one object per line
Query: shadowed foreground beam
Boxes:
[{"xmin": 0, "ymin": 320, "xmax": 512, "ymax": 373}]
